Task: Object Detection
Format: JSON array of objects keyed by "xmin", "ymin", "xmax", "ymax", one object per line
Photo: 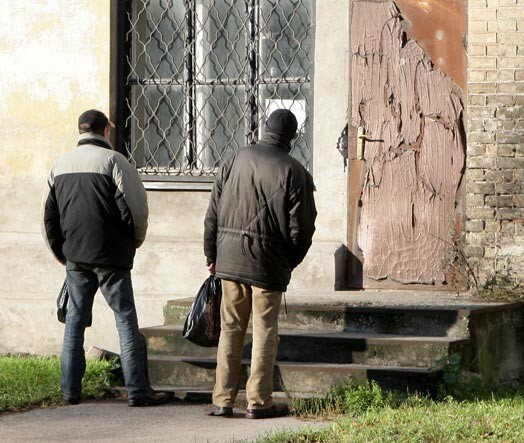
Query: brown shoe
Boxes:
[
  {"xmin": 207, "ymin": 405, "xmax": 234, "ymax": 417},
  {"xmin": 245, "ymin": 403, "xmax": 290, "ymax": 419}
]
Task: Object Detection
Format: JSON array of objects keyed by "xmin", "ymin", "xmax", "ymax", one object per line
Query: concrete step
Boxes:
[
  {"xmin": 148, "ymin": 295, "xmax": 524, "ymax": 394},
  {"xmin": 143, "ymin": 325, "xmax": 469, "ymax": 367},
  {"xmin": 147, "ymin": 355, "xmax": 442, "ymax": 396},
  {"xmin": 163, "ymin": 298, "xmax": 471, "ymax": 338}
]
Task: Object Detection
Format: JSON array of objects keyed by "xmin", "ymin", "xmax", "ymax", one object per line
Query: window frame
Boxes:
[{"xmin": 110, "ymin": 0, "xmax": 315, "ymax": 191}]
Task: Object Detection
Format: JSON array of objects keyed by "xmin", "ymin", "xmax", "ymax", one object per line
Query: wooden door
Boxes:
[{"xmin": 347, "ymin": 0, "xmax": 467, "ymax": 288}]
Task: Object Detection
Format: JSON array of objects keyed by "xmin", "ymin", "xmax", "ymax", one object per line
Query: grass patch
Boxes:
[
  {"xmin": 261, "ymin": 396, "xmax": 524, "ymax": 442},
  {"xmin": 290, "ymin": 380, "xmax": 397, "ymax": 419},
  {"xmin": 475, "ymin": 274, "xmax": 524, "ymax": 302},
  {"xmin": 260, "ymin": 373, "xmax": 524, "ymax": 442},
  {"xmin": 478, "ymin": 287, "xmax": 524, "ymax": 303},
  {"xmin": 0, "ymin": 355, "xmax": 120, "ymax": 412}
]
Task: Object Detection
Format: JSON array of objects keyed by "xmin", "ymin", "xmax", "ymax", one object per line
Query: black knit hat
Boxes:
[
  {"xmin": 265, "ymin": 109, "xmax": 298, "ymax": 141},
  {"xmin": 78, "ymin": 109, "xmax": 113, "ymax": 133}
]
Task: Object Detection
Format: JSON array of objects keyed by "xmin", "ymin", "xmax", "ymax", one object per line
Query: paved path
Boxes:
[{"xmin": 0, "ymin": 399, "xmax": 323, "ymax": 443}]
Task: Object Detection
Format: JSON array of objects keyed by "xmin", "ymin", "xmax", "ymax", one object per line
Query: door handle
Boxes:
[{"xmin": 356, "ymin": 126, "xmax": 372, "ymax": 160}]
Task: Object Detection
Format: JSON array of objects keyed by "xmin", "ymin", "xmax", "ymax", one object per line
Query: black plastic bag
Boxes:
[
  {"xmin": 57, "ymin": 279, "xmax": 69, "ymax": 323},
  {"xmin": 183, "ymin": 276, "xmax": 222, "ymax": 347},
  {"xmin": 57, "ymin": 279, "xmax": 92, "ymax": 327}
]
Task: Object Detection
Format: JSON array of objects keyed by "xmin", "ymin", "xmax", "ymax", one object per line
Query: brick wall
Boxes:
[{"xmin": 466, "ymin": 0, "xmax": 524, "ymax": 290}]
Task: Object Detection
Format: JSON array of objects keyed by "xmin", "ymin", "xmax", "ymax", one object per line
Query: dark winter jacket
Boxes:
[
  {"xmin": 204, "ymin": 133, "xmax": 317, "ymax": 291},
  {"xmin": 42, "ymin": 133, "xmax": 148, "ymax": 269}
]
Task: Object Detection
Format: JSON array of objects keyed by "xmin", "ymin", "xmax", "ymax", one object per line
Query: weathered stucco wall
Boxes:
[
  {"xmin": 310, "ymin": 0, "xmax": 350, "ymax": 289},
  {"xmin": 466, "ymin": 0, "xmax": 524, "ymax": 292},
  {"xmin": 0, "ymin": 0, "xmax": 117, "ymax": 354},
  {"xmin": 312, "ymin": 0, "xmax": 349, "ymax": 241},
  {"xmin": 0, "ymin": 1, "xmax": 110, "ymax": 183},
  {"xmin": 0, "ymin": 1, "xmax": 350, "ymax": 354}
]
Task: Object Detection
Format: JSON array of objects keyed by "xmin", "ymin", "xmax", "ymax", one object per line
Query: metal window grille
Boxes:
[{"xmin": 122, "ymin": 0, "xmax": 314, "ymax": 177}]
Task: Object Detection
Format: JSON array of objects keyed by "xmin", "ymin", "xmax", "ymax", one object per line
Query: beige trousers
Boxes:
[{"xmin": 212, "ymin": 279, "xmax": 282, "ymax": 410}]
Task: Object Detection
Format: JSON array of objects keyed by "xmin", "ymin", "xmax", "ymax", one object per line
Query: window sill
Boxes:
[{"xmin": 140, "ymin": 176, "xmax": 214, "ymax": 191}]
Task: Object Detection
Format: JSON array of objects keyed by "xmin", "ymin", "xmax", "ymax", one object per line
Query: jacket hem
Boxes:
[{"xmin": 215, "ymin": 272, "xmax": 287, "ymax": 292}]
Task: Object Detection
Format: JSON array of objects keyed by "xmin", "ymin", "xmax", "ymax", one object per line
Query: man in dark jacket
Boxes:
[
  {"xmin": 43, "ymin": 109, "xmax": 167, "ymax": 407},
  {"xmin": 204, "ymin": 109, "xmax": 317, "ymax": 418}
]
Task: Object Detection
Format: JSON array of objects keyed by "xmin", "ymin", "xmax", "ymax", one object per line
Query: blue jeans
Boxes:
[{"xmin": 61, "ymin": 262, "xmax": 150, "ymax": 399}]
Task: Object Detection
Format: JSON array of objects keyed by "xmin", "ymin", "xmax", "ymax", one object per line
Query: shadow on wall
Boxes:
[
  {"xmin": 344, "ymin": 248, "xmax": 364, "ymax": 289},
  {"xmin": 335, "ymin": 245, "xmax": 355, "ymax": 290}
]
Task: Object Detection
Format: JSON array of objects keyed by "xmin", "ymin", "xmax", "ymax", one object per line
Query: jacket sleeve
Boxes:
[
  {"xmin": 288, "ymin": 168, "xmax": 317, "ymax": 269},
  {"xmin": 204, "ymin": 154, "xmax": 235, "ymax": 265},
  {"xmin": 112, "ymin": 154, "xmax": 149, "ymax": 248},
  {"xmin": 42, "ymin": 168, "xmax": 66, "ymax": 265}
]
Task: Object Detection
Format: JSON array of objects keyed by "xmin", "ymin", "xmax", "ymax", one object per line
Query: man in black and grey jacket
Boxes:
[
  {"xmin": 204, "ymin": 109, "xmax": 317, "ymax": 419},
  {"xmin": 43, "ymin": 109, "xmax": 167, "ymax": 407}
]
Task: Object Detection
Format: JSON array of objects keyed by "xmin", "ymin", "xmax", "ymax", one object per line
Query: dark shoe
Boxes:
[
  {"xmin": 128, "ymin": 391, "xmax": 169, "ymax": 407},
  {"xmin": 206, "ymin": 405, "xmax": 233, "ymax": 417},
  {"xmin": 246, "ymin": 403, "xmax": 290, "ymax": 419},
  {"xmin": 63, "ymin": 397, "xmax": 80, "ymax": 405}
]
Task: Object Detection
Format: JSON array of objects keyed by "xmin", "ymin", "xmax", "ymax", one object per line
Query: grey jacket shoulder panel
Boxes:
[{"xmin": 111, "ymin": 153, "xmax": 149, "ymax": 247}]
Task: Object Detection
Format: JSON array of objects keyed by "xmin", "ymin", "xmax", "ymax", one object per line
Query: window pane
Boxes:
[
  {"xmin": 259, "ymin": 0, "xmax": 313, "ymax": 79},
  {"xmin": 195, "ymin": 1, "xmax": 248, "ymax": 82},
  {"xmin": 195, "ymin": 85, "xmax": 247, "ymax": 171},
  {"xmin": 127, "ymin": 85, "xmax": 186, "ymax": 173},
  {"xmin": 129, "ymin": 0, "xmax": 186, "ymax": 81}
]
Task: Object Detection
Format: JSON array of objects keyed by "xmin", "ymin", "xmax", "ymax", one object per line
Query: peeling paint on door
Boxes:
[{"xmin": 350, "ymin": 1, "xmax": 466, "ymax": 284}]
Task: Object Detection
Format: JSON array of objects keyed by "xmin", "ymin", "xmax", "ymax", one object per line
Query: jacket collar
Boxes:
[
  {"xmin": 259, "ymin": 132, "xmax": 292, "ymax": 153},
  {"xmin": 77, "ymin": 132, "xmax": 114, "ymax": 150}
]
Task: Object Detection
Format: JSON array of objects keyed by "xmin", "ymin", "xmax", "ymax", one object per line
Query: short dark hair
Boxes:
[{"xmin": 78, "ymin": 109, "xmax": 112, "ymax": 135}]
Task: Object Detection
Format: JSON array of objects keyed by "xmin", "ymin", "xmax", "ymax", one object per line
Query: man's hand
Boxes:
[{"xmin": 208, "ymin": 263, "xmax": 216, "ymax": 275}]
